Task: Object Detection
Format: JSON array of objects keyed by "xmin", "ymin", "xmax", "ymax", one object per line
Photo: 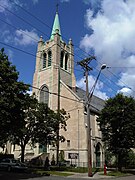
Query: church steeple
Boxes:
[{"xmin": 50, "ymin": 8, "xmax": 62, "ymax": 40}]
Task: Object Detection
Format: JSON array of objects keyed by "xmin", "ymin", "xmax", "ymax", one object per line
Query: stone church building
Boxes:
[
  {"xmin": 32, "ymin": 11, "xmax": 105, "ymax": 167},
  {"xmin": 1, "ymin": 11, "xmax": 105, "ymax": 167}
]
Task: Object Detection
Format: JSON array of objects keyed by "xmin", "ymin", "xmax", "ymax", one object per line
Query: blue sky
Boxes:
[{"xmin": 0, "ymin": 0, "xmax": 135, "ymax": 99}]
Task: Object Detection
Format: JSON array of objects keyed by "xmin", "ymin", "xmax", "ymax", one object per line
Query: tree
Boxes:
[
  {"xmin": 0, "ymin": 48, "xmax": 29, "ymax": 148},
  {"xmin": 97, "ymin": 93, "xmax": 135, "ymax": 171},
  {"xmin": 11, "ymin": 101, "xmax": 69, "ymax": 163},
  {"xmin": 10, "ymin": 93, "xmax": 38, "ymax": 162},
  {"xmin": 32, "ymin": 104, "xmax": 69, "ymax": 150},
  {"xmin": 0, "ymin": 48, "xmax": 69, "ymax": 163}
]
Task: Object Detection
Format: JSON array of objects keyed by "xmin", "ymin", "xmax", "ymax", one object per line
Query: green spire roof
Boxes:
[{"xmin": 50, "ymin": 12, "xmax": 62, "ymax": 40}]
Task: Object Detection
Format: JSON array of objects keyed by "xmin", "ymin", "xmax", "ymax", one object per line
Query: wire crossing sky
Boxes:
[{"xmin": 0, "ymin": 0, "xmax": 135, "ymax": 100}]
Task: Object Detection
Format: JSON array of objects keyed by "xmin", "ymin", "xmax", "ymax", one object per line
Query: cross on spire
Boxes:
[{"xmin": 56, "ymin": 3, "xmax": 59, "ymax": 13}]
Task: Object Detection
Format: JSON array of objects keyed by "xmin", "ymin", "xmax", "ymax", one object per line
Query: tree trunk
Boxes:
[
  {"xmin": 21, "ymin": 144, "xmax": 25, "ymax": 163},
  {"xmin": 56, "ymin": 128, "xmax": 59, "ymax": 165},
  {"xmin": 117, "ymin": 153, "xmax": 122, "ymax": 172}
]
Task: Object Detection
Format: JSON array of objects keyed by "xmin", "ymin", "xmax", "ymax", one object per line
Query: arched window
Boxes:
[
  {"xmin": 40, "ymin": 85, "xmax": 49, "ymax": 105},
  {"xmin": 48, "ymin": 51, "xmax": 52, "ymax": 67},
  {"xmin": 60, "ymin": 51, "xmax": 64, "ymax": 68},
  {"xmin": 95, "ymin": 143, "xmax": 101, "ymax": 167},
  {"xmin": 65, "ymin": 53, "xmax": 68, "ymax": 70},
  {"xmin": 43, "ymin": 53, "xmax": 46, "ymax": 68}
]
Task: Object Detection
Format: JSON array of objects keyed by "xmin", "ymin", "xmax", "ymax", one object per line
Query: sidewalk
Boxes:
[{"xmin": 68, "ymin": 171, "xmax": 115, "ymax": 179}]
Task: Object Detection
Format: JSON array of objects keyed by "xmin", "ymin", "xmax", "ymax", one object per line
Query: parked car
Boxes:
[{"xmin": 0, "ymin": 158, "xmax": 28, "ymax": 172}]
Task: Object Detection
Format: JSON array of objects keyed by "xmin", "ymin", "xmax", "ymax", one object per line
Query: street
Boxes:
[
  {"xmin": 24, "ymin": 175, "xmax": 135, "ymax": 180},
  {"xmin": 0, "ymin": 171, "xmax": 135, "ymax": 180}
]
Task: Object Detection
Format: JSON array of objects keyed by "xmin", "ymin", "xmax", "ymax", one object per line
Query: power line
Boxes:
[
  {"xmin": 0, "ymin": 40, "xmax": 128, "ymax": 98},
  {"xmin": 0, "ymin": 40, "xmax": 121, "ymax": 97},
  {"xmin": 1, "ymin": 3, "xmax": 133, "ymax": 97},
  {"xmin": 28, "ymin": 83, "xmax": 102, "ymax": 113},
  {"xmin": 10, "ymin": 0, "xmax": 95, "ymax": 59},
  {"xmin": 29, "ymin": 84, "xmax": 83, "ymax": 104},
  {"xmin": 0, "ymin": 41, "xmax": 82, "ymax": 73},
  {"xmin": 0, "ymin": 41, "xmax": 84, "ymax": 95},
  {"xmin": 0, "ymin": 4, "xmax": 86, "ymax": 64},
  {"xmin": 107, "ymin": 68, "xmax": 135, "ymax": 95},
  {"xmin": 0, "ymin": 18, "xmax": 38, "ymax": 43}
]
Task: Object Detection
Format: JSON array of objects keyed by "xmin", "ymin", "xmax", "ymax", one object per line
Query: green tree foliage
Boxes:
[
  {"xmin": 124, "ymin": 149, "xmax": 135, "ymax": 168},
  {"xmin": 32, "ymin": 104, "xmax": 69, "ymax": 146},
  {"xmin": 12, "ymin": 101, "xmax": 69, "ymax": 162},
  {"xmin": 97, "ymin": 93, "xmax": 135, "ymax": 171},
  {"xmin": 0, "ymin": 49, "xmax": 69, "ymax": 163},
  {"xmin": 0, "ymin": 48, "xmax": 29, "ymax": 147},
  {"xmin": 10, "ymin": 94, "xmax": 38, "ymax": 162}
]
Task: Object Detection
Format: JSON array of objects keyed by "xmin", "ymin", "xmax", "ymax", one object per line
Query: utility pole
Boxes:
[
  {"xmin": 77, "ymin": 56, "xmax": 95, "ymax": 177},
  {"xmin": 56, "ymin": 65, "xmax": 60, "ymax": 165}
]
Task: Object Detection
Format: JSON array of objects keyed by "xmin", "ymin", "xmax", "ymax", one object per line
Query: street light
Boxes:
[
  {"xmin": 89, "ymin": 64, "xmax": 107, "ymax": 100},
  {"xmin": 86, "ymin": 63, "xmax": 106, "ymax": 177}
]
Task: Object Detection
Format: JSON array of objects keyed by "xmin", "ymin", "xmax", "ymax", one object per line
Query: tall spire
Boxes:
[{"xmin": 50, "ymin": 4, "xmax": 62, "ymax": 40}]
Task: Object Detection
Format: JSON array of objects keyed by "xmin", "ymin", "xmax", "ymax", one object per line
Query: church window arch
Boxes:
[
  {"xmin": 65, "ymin": 53, "xmax": 68, "ymax": 70},
  {"xmin": 60, "ymin": 51, "xmax": 64, "ymax": 68},
  {"xmin": 95, "ymin": 143, "xmax": 101, "ymax": 167},
  {"xmin": 48, "ymin": 50, "xmax": 52, "ymax": 67},
  {"xmin": 43, "ymin": 53, "xmax": 46, "ymax": 68},
  {"xmin": 39, "ymin": 85, "xmax": 49, "ymax": 105}
]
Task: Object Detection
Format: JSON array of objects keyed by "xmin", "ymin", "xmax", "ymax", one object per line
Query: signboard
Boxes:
[{"xmin": 68, "ymin": 153, "xmax": 79, "ymax": 159}]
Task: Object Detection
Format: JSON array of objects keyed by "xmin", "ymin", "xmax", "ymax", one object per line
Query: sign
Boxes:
[{"xmin": 68, "ymin": 153, "xmax": 79, "ymax": 159}]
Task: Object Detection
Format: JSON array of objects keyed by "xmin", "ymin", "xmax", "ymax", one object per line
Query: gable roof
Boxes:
[{"xmin": 68, "ymin": 86, "xmax": 105, "ymax": 114}]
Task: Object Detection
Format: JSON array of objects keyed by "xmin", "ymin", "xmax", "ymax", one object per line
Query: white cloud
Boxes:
[
  {"xmin": 27, "ymin": 90, "xmax": 32, "ymax": 95},
  {"xmin": 83, "ymin": 0, "xmax": 91, "ymax": 4},
  {"xmin": 0, "ymin": 0, "xmax": 24, "ymax": 13},
  {"xmin": 0, "ymin": 0, "xmax": 12, "ymax": 12},
  {"xmin": 7, "ymin": 49, "xmax": 14, "ymax": 62},
  {"xmin": 2, "ymin": 30, "xmax": 13, "ymax": 43},
  {"xmin": 60, "ymin": 0, "xmax": 70, "ymax": 3},
  {"xmin": 118, "ymin": 87, "xmax": 132, "ymax": 96},
  {"xmin": 80, "ymin": 0, "xmax": 135, "ymax": 97},
  {"xmin": 14, "ymin": 29, "xmax": 39, "ymax": 46},
  {"xmin": 1, "ymin": 28, "xmax": 39, "ymax": 46},
  {"xmin": 76, "ymin": 75, "xmax": 108, "ymax": 100},
  {"xmin": 32, "ymin": 0, "xmax": 38, "ymax": 5},
  {"xmin": 83, "ymin": 0, "xmax": 102, "ymax": 8}
]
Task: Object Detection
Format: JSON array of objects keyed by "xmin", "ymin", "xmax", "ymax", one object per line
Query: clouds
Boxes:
[
  {"xmin": 83, "ymin": 0, "xmax": 103, "ymax": 14},
  {"xmin": 0, "ymin": 0, "xmax": 39, "ymax": 13},
  {"xmin": 76, "ymin": 75, "xmax": 108, "ymax": 100},
  {"xmin": 1, "ymin": 28, "xmax": 39, "ymax": 46},
  {"xmin": 0, "ymin": 0, "xmax": 12, "ymax": 12},
  {"xmin": 32, "ymin": 0, "xmax": 39, "ymax": 5},
  {"xmin": 14, "ymin": 29, "xmax": 39, "ymax": 46},
  {"xmin": 80, "ymin": 0, "xmax": 135, "ymax": 97},
  {"xmin": 60, "ymin": 0, "xmax": 70, "ymax": 3}
]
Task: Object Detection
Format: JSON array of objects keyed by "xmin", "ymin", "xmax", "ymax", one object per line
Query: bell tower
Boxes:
[{"xmin": 32, "ymin": 10, "xmax": 76, "ymax": 110}]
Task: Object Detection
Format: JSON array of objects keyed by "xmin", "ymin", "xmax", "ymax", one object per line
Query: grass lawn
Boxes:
[
  {"xmin": 31, "ymin": 167, "xmax": 101, "ymax": 177},
  {"xmin": 33, "ymin": 169, "xmax": 74, "ymax": 177}
]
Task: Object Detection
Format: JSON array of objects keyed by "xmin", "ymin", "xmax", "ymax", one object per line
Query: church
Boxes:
[
  {"xmin": 32, "ymin": 10, "xmax": 105, "ymax": 167},
  {"xmin": 1, "ymin": 10, "xmax": 105, "ymax": 168}
]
